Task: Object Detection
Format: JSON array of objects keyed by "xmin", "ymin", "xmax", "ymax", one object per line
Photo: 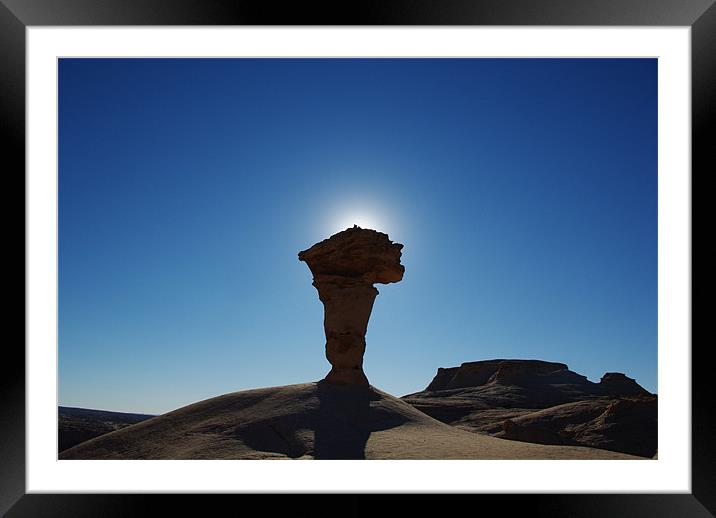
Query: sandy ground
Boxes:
[{"xmin": 60, "ymin": 382, "xmax": 644, "ymax": 460}]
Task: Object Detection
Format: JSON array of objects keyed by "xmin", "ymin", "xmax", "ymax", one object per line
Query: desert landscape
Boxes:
[
  {"xmin": 60, "ymin": 228, "xmax": 655, "ymax": 460},
  {"xmin": 60, "ymin": 361, "xmax": 655, "ymax": 460},
  {"xmin": 402, "ymin": 359, "xmax": 656, "ymax": 458},
  {"xmin": 58, "ymin": 60, "xmax": 658, "ymax": 463}
]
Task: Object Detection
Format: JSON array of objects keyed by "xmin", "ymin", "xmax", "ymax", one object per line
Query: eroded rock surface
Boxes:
[
  {"xmin": 497, "ymin": 396, "xmax": 657, "ymax": 457},
  {"xmin": 598, "ymin": 372, "xmax": 651, "ymax": 396},
  {"xmin": 402, "ymin": 359, "xmax": 657, "ymax": 458},
  {"xmin": 60, "ymin": 382, "xmax": 641, "ymax": 460},
  {"xmin": 299, "ymin": 226, "xmax": 404, "ymax": 385}
]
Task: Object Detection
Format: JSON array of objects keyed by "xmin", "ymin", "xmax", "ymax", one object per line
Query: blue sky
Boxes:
[{"xmin": 59, "ymin": 58, "xmax": 657, "ymax": 414}]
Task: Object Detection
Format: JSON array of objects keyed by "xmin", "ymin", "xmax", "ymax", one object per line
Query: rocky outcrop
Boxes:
[
  {"xmin": 598, "ymin": 372, "xmax": 651, "ymax": 396},
  {"xmin": 299, "ymin": 226, "xmax": 404, "ymax": 385},
  {"xmin": 498, "ymin": 395, "xmax": 657, "ymax": 458},
  {"xmin": 402, "ymin": 359, "xmax": 657, "ymax": 458},
  {"xmin": 426, "ymin": 359, "xmax": 573, "ymax": 391}
]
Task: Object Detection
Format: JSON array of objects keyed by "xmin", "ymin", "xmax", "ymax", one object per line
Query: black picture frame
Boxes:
[{"xmin": 4, "ymin": 1, "xmax": 710, "ymax": 515}]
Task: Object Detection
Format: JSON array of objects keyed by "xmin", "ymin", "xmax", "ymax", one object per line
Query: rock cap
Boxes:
[{"xmin": 298, "ymin": 225, "xmax": 404, "ymax": 284}]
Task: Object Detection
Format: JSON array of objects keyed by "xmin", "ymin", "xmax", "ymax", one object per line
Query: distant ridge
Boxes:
[
  {"xmin": 59, "ymin": 406, "xmax": 155, "ymax": 452},
  {"xmin": 402, "ymin": 359, "xmax": 656, "ymax": 458}
]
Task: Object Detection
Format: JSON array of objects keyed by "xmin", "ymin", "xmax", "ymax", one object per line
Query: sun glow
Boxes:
[
  {"xmin": 333, "ymin": 213, "xmax": 384, "ymax": 234},
  {"xmin": 319, "ymin": 194, "xmax": 401, "ymax": 239}
]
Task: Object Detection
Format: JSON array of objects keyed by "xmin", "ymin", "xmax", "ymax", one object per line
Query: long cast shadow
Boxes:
[
  {"xmin": 312, "ymin": 381, "xmax": 409, "ymax": 459},
  {"xmin": 236, "ymin": 382, "xmax": 411, "ymax": 459}
]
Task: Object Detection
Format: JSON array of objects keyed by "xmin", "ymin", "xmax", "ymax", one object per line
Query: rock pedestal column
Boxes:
[{"xmin": 298, "ymin": 226, "xmax": 404, "ymax": 386}]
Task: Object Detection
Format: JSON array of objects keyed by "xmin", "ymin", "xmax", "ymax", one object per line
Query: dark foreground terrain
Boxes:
[
  {"xmin": 59, "ymin": 406, "xmax": 155, "ymax": 452},
  {"xmin": 401, "ymin": 359, "xmax": 657, "ymax": 458},
  {"xmin": 59, "ymin": 359, "xmax": 655, "ymax": 459},
  {"xmin": 59, "ymin": 382, "xmax": 640, "ymax": 460}
]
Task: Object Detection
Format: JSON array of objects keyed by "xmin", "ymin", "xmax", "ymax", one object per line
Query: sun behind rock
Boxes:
[{"xmin": 298, "ymin": 225, "xmax": 404, "ymax": 385}]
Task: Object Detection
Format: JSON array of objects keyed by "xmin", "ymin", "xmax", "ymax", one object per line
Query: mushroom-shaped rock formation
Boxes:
[{"xmin": 298, "ymin": 225, "xmax": 404, "ymax": 385}]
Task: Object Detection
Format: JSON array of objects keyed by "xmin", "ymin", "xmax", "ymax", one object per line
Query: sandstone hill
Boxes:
[
  {"xmin": 59, "ymin": 382, "xmax": 641, "ymax": 460},
  {"xmin": 401, "ymin": 359, "xmax": 656, "ymax": 458},
  {"xmin": 59, "ymin": 406, "xmax": 155, "ymax": 453}
]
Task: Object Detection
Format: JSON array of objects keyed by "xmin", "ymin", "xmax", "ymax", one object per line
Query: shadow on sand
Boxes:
[
  {"xmin": 312, "ymin": 381, "xmax": 409, "ymax": 459},
  {"xmin": 235, "ymin": 381, "xmax": 410, "ymax": 459}
]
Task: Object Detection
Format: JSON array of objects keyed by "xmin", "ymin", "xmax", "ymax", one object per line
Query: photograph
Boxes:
[
  {"xmin": 5, "ymin": 0, "xmax": 710, "ymax": 511},
  {"xmin": 57, "ymin": 57, "xmax": 658, "ymax": 461}
]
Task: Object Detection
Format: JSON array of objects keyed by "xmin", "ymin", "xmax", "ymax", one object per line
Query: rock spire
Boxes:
[{"xmin": 298, "ymin": 225, "xmax": 404, "ymax": 385}]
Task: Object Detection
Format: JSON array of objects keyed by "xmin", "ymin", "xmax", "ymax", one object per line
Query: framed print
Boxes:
[{"xmin": 4, "ymin": 0, "xmax": 712, "ymax": 515}]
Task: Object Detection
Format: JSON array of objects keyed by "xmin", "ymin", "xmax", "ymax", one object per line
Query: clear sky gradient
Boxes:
[{"xmin": 59, "ymin": 58, "xmax": 657, "ymax": 414}]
